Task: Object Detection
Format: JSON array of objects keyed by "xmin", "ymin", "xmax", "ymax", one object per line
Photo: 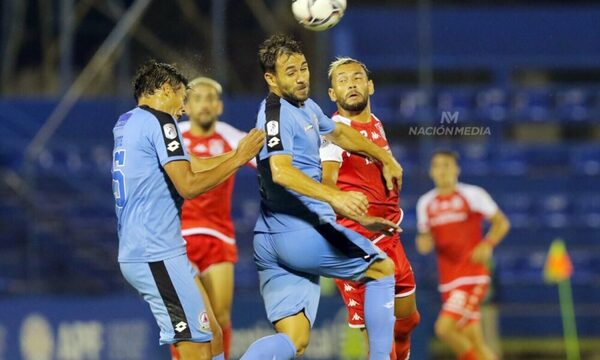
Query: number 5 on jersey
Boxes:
[{"xmin": 112, "ymin": 149, "xmax": 126, "ymax": 208}]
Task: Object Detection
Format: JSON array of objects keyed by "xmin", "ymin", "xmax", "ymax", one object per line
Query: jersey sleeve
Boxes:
[
  {"xmin": 311, "ymin": 101, "xmax": 336, "ymax": 135},
  {"xmin": 319, "ymin": 135, "xmax": 344, "ymax": 162},
  {"xmin": 148, "ymin": 113, "xmax": 190, "ymax": 166},
  {"xmin": 416, "ymin": 195, "xmax": 431, "ymax": 233},
  {"xmin": 260, "ymin": 106, "xmax": 296, "ymax": 160},
  {"xmin": 216, "ymin": 122, "xmax": 257, "ymax": 168},
  {"xmin": 461, "ymin": 185, "xmax": 499, "ymax": 219}
]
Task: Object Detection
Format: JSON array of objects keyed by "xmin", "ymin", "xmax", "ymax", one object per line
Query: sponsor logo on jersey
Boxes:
[
  {"xmin": 209, "ymin": 139, "xmax": 224, "ymax": 155},
  {"xmin": 266, "ymin": 120, "xmax": 279, "ymax": 136},
  {"xmin": 344, "ymin": 283, "xmax": 356, "ymax": 292},
  {"xmin": 167, "ymin": 140, "xmax": 180, "ymax": 152},
  {"xmin": 163, "ymin": 123, "xmax": 178, "ymax": 140},
  {"xmin": 268, "ymin": 137, "xmax": 281, "ymax": 148}
]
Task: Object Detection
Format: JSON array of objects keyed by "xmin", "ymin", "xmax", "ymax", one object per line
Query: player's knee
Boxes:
[
  {"xmin": 210, "ymin": 323, "xmax": 224, "ymax": 350},
  {"xmin": 434, "ymin": 317, "xmax": 456, "ymax": 340},
  {"xmin": 288, "ymin": 331, "xmax": 310, "ymax": 357},
  {"xmin": 395, "ymin": 310, "xmax": 421, "ymax": 339},
  {"xmin": 177, "ymin": 341, "xmax": 212, "ymax": 360},
  {"xmin": 365, "ymin": 258, "xmax": 395, "ymax": 279}
]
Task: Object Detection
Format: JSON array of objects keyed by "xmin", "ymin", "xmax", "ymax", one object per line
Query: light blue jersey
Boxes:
[
  {"xmin": 112, "ymin": 105, "xmax": 190, "ymax": 262},
  {"xmin": 254, "ymin": 94, "xmax": 337, "ymax": 232}
]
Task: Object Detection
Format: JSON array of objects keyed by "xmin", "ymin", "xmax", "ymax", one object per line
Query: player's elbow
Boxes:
[{"xmin": 271, "ymin": 169, "xmax": 290, "ymax": 187}]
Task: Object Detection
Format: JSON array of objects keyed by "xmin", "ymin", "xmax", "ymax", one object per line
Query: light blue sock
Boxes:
[
  {"xmin": 240, "ymin": 333, "xmax": 296, "ymax": 360},
  {"xmin": 212, "ymin": 353, "xmax": 225, "ymax": 360},
  {"xmin": 365, "ymin": 275, "xmax": 395, "ymax": 360}
]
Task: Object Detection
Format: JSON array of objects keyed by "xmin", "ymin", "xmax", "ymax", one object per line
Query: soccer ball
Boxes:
[{"xmin": 292, "ymin": 0, "xmax": 347, "ymax": 32}]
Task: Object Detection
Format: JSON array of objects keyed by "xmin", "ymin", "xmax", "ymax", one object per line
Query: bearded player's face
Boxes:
[
  {"xmin": 330, "ymin": 63, "xmax": 373, "ymax": 112},
  {"xmin": 185, "ymin": 84, "xmax": 223, "ymax": 129},
  {"xmin": 273, "ymin": 53, "xmax": 310, "ymax": 103}
]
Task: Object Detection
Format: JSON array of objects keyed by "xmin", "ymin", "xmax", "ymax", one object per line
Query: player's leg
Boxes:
[
  {"xmin": 314, "ymin": 223, "xmax": 396, "ymax": 359},
  {"xmin": 120, "ymin": 256, "xmax": 213, "ymax": 360},
  {"xmin": 434, "ymin": 314, "xmax": 476, "ymax": 360},
  {"xmin": 200, "ymin": 262, "xmax": 234, "ymax": 359},
  {"xmin": 462, "ymin": 321, "xmax": 497, "ymax": 360},
  {"xmin": 390, "ymin": 240, "xmax": 420, "ymax": 360},
  {"xmin": 194, "ymin": 275, "xmax": 224, "ymax": 359}
]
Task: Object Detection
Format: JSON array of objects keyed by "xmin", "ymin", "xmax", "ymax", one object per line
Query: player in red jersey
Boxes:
[
  {"xmin": 416, "ymin": 150, "xmax": 510, "ymax": 360},
  {"xmin": 172, "ymin": 77, "xmax": 255, "ymax": 360},
  {"xmin": 320, "ymin": 57, "xmax": 420, "ymax": 360}
]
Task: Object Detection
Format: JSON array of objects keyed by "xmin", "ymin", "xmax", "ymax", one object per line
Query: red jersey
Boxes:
[
  {"xmin": 416, "ymin": 183, "xmax": 498, "ymax": 292},
  {"xmin": 320, "ymin": 113, "xmax": 402, "ymax": 243},
  {"xmin": 178, "ymin": 121, "xmax": 255, "ymax": 244}
]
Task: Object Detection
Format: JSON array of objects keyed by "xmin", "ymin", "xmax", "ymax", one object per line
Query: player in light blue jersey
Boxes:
[
  {"xmin": 112, "ymin": 60, "xmax": 264, "ymax": 360},
  {"xmin": 240, "ymin": 35, "xmax": 404, "ymax": 360}
]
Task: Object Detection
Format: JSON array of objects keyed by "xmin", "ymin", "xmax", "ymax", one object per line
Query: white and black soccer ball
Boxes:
[{"xmin": 292, "ymin": 0, "xmax": 347, "ymax": 32}]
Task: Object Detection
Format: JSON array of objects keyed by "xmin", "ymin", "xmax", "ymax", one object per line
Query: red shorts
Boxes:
[
  {"xmin": 335, "ymin": 233, "xmax": 416, "ymax": 328},
  {"xmin": 440, "ymin": 282, "xmax": 489, "ymax": 327},
  {"xmin": 184, "ymin": 234, "xmax": 238, "ymax": 273}
]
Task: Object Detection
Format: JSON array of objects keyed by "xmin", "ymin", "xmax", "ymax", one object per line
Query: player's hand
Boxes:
[
  {"xmin": 470, "ymin": 242, "xmax": 493, "ymax": 264},
  {"xmin": 236, "ymin": 129, "xmax": 265, "ymax": 164},
  {"xmin": 382, "ymin": 157, "xmax": 403, "ymax": 192},
  {"xmin": 416, "ymin": 233, "xmax": 434, "ymax": 255},
  {"xmin": 359, "ymin": 216, "xmax": 400, "ymax": 236},
  {"xmin": 330, "ymin": 190, "xmax": 369, "ymax": 219}
]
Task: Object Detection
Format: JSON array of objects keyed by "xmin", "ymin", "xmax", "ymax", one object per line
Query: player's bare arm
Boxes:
[
  {"xmin": 471, "ymin": 209, "xmax": 511, "ymax": 264},
  {"xmin": 190, "ymin": 151, "xmax": 236, "ymax": 172},
  {"xmin": 322, "ymin": 160, "xmax": 399, "ymax": 235},
  {"xmin": 416, "ymin": 232, "xmax": 435, "ymax": 255},
  {"xmin": 325, "ymin": 122, "xmax": 402, "ymax": 190},
  {"xmin": 269, "ymin": 154, "xmax": 368, "ymax": 219},
  {"xmin": 165, "ymin": 129, "xmax": 265, "ymax": 199}
]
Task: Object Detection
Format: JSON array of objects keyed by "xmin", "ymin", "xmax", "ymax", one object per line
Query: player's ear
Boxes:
[
  {"xmin": 368, "ymin": 79, "xmax": 375, "ymax": 96},
  {"xmin": 328, "ymin": 87, "xmax": 337, "ymax": 102},
  {"xmin": 264, "ymin": 72, "xmax": 277, "ymax": 89}
]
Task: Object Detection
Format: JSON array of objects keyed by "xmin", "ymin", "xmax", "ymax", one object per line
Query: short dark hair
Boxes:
[
  {"xmin": 258, "ymin": 34, "xmax": 304, "ymax": 74},
  {"xmin": 132, "ymin": 59, "xmax": 188, "ymax": 102},
  {"xmin": 432, "ymin": 149, "xmax": 460, "ymax": 162}
]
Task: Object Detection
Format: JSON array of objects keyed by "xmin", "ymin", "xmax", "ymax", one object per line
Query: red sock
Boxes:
[
  {"xmin": 394, "ymin": 311, "xmax": 421, "ymax": 360},
  {"xmin": 458, "ymin": 349, "xmax": 478, "ymax": 360},
  {"xmin": 169, "ymin": 344, "xmax": 180, "ymax": 360},
  {"xmin": 222, "ymin": 324, "xmax": 232, "ymax": 360}
]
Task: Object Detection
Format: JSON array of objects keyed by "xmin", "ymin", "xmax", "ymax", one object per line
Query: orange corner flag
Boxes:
[{"xmin": 544, "ymin": 239, "xmax": 573, "ymax": 283}]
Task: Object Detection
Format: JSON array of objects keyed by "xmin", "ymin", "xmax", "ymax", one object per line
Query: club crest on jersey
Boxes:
[
  {"xmin": 268, "ymin": 137, "xmax": 281, "ymax": 148},
  {"xmin": 163, "ymin": 123, "xmax": 178, "ymax": 140},
  {"xmin": 266, "ymin": 120, "xmax": 279, "ymax": 136},
  {"xmin": 209, "ymin": 139, "xmax": 224, "ymax": 155}
]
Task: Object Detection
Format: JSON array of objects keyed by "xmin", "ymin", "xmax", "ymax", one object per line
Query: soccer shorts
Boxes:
[
  {"xmin": 440, "ymin": 282, "xmax": 489, "ymax": 327},
  {"xmin": 253, "ymin": 221, "xmax": 386, "ymax": 326},
  {"xmin": 120, "ymin": 254, "xmax": 212, "ymax": 345},
  {"xmin": 335, "ymin": 232, "xmax": 416, "ymax": 328},
  {"xmin": 185, "ymin": 234, "xmax": 238, "ymax": 273}
]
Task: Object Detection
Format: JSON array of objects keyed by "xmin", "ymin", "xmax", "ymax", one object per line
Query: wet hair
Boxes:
[
  {"xmin": 258, "ymin": 34, "xmax": 304, "ymax": 74},
  {"xmin": 328, "ymin": 56, "xmax": 370, "ymax": 81},
  {"xmin": 132, "ymin": 59, "xmax": 188, "ymax": 102}
]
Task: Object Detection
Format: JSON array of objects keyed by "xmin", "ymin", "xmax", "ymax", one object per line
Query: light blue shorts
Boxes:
[
  {"xmin": 253, "ymin": 221, "xmax": 385, "ymax": 326},
  {"xmin": 120, "ymin": 254, "xmax": 212, "ymax": 345}
]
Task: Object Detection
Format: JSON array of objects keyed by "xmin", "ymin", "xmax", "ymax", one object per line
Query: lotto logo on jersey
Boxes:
[
  {"xmin": 268, "ymin": 137, "xmax": 280, "ymax": 148},
  {"xmin": 167, "ymin": 140, "xmax": 180, "ymax": 152},
  {"xmin": 266, "ymin": 121, "xmax": 279, "ymax": 135},
  {"xmin": 163, "ymin": 123, "xmax": 178, "ymax": 140},
  {"xmin": 174, "ymin": 321, "xmax": 188, "ymax": 333}
]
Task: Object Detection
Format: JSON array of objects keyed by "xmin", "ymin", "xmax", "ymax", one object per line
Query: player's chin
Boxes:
[{"xmin": 295, "ymin": 89, "xmax": 309, "ymax": 101}]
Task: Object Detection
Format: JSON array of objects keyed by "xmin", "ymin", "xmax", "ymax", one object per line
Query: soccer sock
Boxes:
[
  {"xmin": 240, "ymin": 333, "xmax": 296, "ymax": 360},
  {"xmin": 169, "ymin": 345, "xmax": 180, "ymax": 360},
  {"xmin": 365, "ymin": 275, "xmax": 395, "ymax": 360},
  {"xmin": 222, "ymin": 324, "xmax": 232, "ymax": 360},
  {"xmin": 394, "ymin": 310, "xmax": 421, "ymax": 360},
  {"xmin": 458, "ymin": 348, "xmax": 478, "ymax": 360},
  {"xmin": 212, "ymin": 353, "xmax": 225, "ymax": 360}
]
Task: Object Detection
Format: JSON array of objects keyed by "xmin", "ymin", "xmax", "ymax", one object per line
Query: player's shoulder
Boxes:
[
  {"xmin": 215, "ymin": 121, "xmax": 242, "ymax": 135},
  {"xmin": 456, "ymin": 183, "xmax": 490, "ymax": 199},
  {"xmin": 417, "ymin": 188, "xmax": 438, "ymax": 207},
  {"xmin": 177, "ymin": 120, "xmax": 191, "ymax": 134}
]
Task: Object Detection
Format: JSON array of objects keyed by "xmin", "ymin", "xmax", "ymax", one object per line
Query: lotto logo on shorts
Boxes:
[{"xmin": 174, "ymin": 321, "xmax": 188, "ymax": 333}]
